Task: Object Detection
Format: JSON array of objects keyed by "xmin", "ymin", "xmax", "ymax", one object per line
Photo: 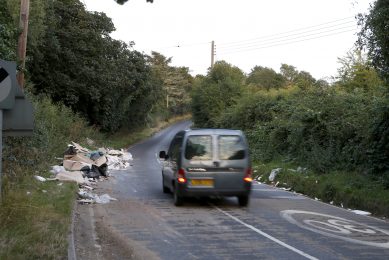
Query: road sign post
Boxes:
[{"xmin": 0, "ymin": 110, "xmax": 2, "ymax": 200}]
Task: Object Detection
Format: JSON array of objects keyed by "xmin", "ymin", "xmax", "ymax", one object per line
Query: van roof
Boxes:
[{"xmin": 186, "ymin": 128, "xmax": 243, "ymax": 136}]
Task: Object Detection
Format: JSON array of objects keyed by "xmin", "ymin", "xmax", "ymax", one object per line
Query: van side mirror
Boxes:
[{"xmin": 159, "ymin": 151, "xmax": 168, "ymax": 159}]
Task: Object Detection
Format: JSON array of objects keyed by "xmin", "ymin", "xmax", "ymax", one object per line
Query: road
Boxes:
[{"xmin": 74, "ymin": 120, "xmax": 389, "ymax": 260}]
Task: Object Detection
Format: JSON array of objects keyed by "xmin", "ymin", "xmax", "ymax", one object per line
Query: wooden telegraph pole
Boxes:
[
  {"xmin": 211, "ymin": 41, "xmax": 215, "ymax": 68},
  {"xmin": 17, "ymin": 0, "xmax": 30, "ymax": 90}
]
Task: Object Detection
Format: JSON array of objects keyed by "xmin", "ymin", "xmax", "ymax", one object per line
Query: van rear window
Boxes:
[
  {"xmin": 218, "ymin": 135, "xmax": 245, "ymax": 160},
  {"xmin": 185, "ymin": 135, "xmax": 212, "ymax": 160}
]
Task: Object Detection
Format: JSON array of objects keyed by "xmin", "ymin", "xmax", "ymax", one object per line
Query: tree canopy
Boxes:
[
  {"xmin": 0, "ymin": 0, "xmax": 17, "ymax": 60},
  {"xmin": 247, "ymin": 66, "xmax": 285, "ymax": 90},
  {"xmin": 0, "ymin": 0, "xmax": 192, "ymax": 132},
  {"xmin": 191, "ymin": 61, "xmax": 244, "ymax": 127},
  {"xmin": 358, "ymin": 0, "xmax": 389, "ymax": 83}
]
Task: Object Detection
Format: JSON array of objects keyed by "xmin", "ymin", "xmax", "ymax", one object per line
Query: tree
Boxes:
[
  {"xmin": 295, "ymin": 71, "xmax": 316, "ymax": 90},
  {"xmin": 247, "ymin": 66, "xmax": 285, "ymax": 90},
  {"xmin": 0, "ymin": 0, "xmax": 17, "ymax": 60},
  {"xmin": 336, "ymin": 50, "xmax": 383, "ymax": 91},
  {"xmin": 358, "ymin": 0, "xmax": 389, "ymax": 83},
  {"xmin": 148, "ymin": 52, "xmax": 193, "ymax": 116},
  {"xmin": 28, "ymin": 0, "xmax": 154, "ymax": 132},
  {"xmin": 191, "ymin": 61, "xmax": 244, "ymax": 127},
  {"xmin": 280, "ymin": 64, "xmax": 299, "ymax": 86}
]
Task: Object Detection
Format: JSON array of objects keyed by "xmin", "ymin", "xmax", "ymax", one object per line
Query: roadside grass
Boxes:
[
  {"xmin": 0, "ymin": 179, "xmax": 77, "ymax": 259},
  {"xmin": 253, "ymin": 161, "xmax": 389, "ymax": 217},
  {"xmin": 104, "ymin": 114, "xmax": 191, "ymax": 149}
]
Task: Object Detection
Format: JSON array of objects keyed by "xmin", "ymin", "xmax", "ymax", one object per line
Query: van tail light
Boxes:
[
  {"xmin": 244, "ymin": 168, "xmax": 253, "ymax": 182},
  {"xmin": 177, "ymin": 168, "xmax": 186, "ymax": 183}
]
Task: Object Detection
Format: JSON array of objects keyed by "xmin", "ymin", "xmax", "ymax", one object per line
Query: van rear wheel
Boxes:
[
  {"xmin": 173, "ymin": 188, "xmax": 183, "ymax": 206},
  {"xmin": 238, "ymin": 195, "xmax": 249, "ymax": 207}
]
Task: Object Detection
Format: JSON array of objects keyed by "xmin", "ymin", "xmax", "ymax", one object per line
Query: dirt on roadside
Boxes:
[
  {"xmin": 74, "ymin": 203, "xmax": 135, "ymax": 260},
  {"xmin": 73, "ymin": 202, "xmax": 160, "ymax": 260}
]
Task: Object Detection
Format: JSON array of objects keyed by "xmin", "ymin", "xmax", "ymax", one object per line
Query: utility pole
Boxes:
[
  {"xmin": 17, "ymin": 0, "xmax": 30, "ymax": 90},
  {"xmin": 211, "ymin": 41, "xmax": 215, "ymax": 68}
]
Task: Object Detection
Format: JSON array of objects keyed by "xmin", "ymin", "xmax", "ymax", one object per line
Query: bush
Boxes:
[{"xmin": 213, "ymin": 85, "xmax": 387, "ymax": 174}]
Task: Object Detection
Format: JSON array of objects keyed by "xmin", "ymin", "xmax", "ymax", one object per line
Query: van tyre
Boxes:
[
  {"xmin": 162, "ymin": 175, "xmax": 170, "ymax": 194},
  {"xmin": 238, "ymin": 195, "xmax": 249, "ymax": 207},
  {"xmin": 174, "ymin": 188, "xmax": 183, "ymax": 206}
]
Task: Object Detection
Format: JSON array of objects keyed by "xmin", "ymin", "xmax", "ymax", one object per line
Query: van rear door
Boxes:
[{"xmin": 184, "ymin": 134, "xmax": 248, "ymax": 190}]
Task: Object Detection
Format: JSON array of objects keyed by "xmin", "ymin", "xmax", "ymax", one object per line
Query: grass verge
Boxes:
[
  {"xmin": 104, "ymin": 114, "xmax": 191, "ymax": 149},
  {"xmin": 0, "ymin": 178, "xmax": 77, "ymax": 259},
  {"xmin": 253, "ymin": 161, "xmax": 389, "ymax": 218}
]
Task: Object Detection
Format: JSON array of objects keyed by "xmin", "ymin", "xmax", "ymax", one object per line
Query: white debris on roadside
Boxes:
[
  {"xmin": 77, "ymin": 189, "xmax": 117, "ymax": 204},
  {"xmin": 288, "ymin": 166, "xmax": 307, "ymax": 173},
  {"xmin": 50, "ymin": 165, "xmax": 66, "ymax": 175},
  {"xmin": 56, "ymin": 171, "xmax": 87, "ymax": 184},
  {"xmin": 269, "ymin": 168, "xmax": 282, "ymax": 182},
  {"xmin": 350, "ymin": 210, "xmax": 371, "ymax": 216},
  {"xmin": 36, "ymin": 139, "xmax": 133, "ymax": 204},
  {"xmin": 34, "ymin": 175, "xmax": 46, "ymax": 182}
]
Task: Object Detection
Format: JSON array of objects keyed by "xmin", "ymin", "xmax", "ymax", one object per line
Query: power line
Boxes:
[
  {"xmin": 218, "ymin": 16, "xmax": 355, "ymax": 47},
  {"xmin": 218, "ymin": 29, "xmax": 356, "ymax": 55},
  {"xmin": 152, "ymin": 41, "xmax": 211, "ymax": 51},
  {"xmin": 218, "ymin": 21, "xmax": 356, "ymax": 50},
  {"xmin": 218, "ymin": 24, "xmax": 357, "ymax": 53}
]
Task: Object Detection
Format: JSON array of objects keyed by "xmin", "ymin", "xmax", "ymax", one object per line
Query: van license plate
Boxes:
[{"xmin": 191, "ymin": 179, "xmax": 214, "ymax": 186}]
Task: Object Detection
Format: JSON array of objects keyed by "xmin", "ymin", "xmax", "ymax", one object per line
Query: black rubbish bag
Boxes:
[
  {"xmin": 64, "ymin": 146, "xmax": 77, "ymax": 156},
  {"xmin": 87, "ymin": 165, "xmax": 101, "ymax": 179},
  {"xmin": 80, "ymin": 166, "xmax": 91, "ymax": 177},
  {"xmin": 98, "ymin": 163, "xmax": 108, "ymax": 177}
]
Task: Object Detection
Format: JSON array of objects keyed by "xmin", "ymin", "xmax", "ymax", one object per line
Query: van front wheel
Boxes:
[
  {"xmin": 238, "ymin": 195, "xmax": 249, "ymax": 207},
  {"xmin": 162, "ymin": 175, "xmax": 170, "ymax": 194}
]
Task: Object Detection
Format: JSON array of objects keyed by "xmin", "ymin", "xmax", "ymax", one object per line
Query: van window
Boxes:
[
  {"xmin": 185, "ymin": 135, "xmax": 212, "ymax": 160},
  {"xmin": 218, "ymin": 135, "xmax": 245, "ymax": 160},
  {"xmin": 169, "ymin": 136, "xmax": 182, "ymax": 162}
]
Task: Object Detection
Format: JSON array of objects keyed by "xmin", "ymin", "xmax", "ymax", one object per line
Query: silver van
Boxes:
[{"xmin": 159, "ymin": 129, "xmax": 252, "ymax": 206}]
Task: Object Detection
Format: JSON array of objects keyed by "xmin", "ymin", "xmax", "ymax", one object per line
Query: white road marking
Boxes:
[
  {"xmin": 213, "ymin": 206, "xmax": 318, "ymax": 260},
  {"xmin": 281, "ymin": 210, "xmax": 389, "ymax": 249},
  {"xmin": 252, "ymin": 188, "xmax": 282, "ymax": 191},
  {"xmin": 267, "ymin": 196, "xmax": 305, "ymax": 200}
]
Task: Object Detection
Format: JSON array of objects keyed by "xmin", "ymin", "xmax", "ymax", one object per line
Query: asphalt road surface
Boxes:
[{"xmin": 75, "ymin": 120, "xmax": 389, "ymax": 260}]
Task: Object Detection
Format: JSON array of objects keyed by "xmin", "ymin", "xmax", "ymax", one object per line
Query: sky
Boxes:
[{"xmin": 82, "ymin": 0, "xmax": 375, "ymax": 80}]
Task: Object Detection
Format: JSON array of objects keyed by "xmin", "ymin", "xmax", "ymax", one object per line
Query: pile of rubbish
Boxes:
[{"xmin": 35, "ymin": 141, "xmax": 133, "ymax": 204}]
